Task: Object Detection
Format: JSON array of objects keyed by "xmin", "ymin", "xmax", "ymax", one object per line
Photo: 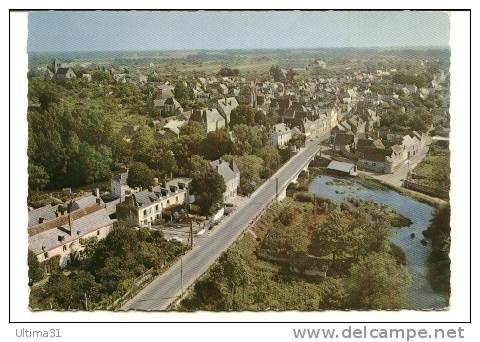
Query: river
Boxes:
[{"xmin": 308, "ymin": 174, "xmax": 448, "ymax": 310}]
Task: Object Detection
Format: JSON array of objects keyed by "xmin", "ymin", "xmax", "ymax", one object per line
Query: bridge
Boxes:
[{"xmin": 122, "ymin": 139, "xmax": 322, "ymax": 311}]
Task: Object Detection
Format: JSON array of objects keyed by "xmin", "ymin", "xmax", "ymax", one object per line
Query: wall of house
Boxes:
[
  {"xmin": 36, "ymin": 224, "xmax": 113, "ymax": 267},
  {"xmin": 223, "ymin": 175, "xmax": 240, "ymax": 203},
  {"xmin": 357, "ymin": 159, "xmax": 386, "ymax": 173},
  {"xmin": 137, "ymin": 190, "xmax": 187, "ymax": 227}
]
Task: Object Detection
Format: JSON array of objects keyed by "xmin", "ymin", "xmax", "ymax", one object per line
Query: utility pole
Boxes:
[
  {"xmin": 275, "ymin": 177, "xmax": 279, "ymax": 201},
  {"xmin": 180, "ymin": 257, "xmax": 184, "ymax": 297},
  {"xmin": 190, "ymin": 221, "xmax": 193, "ymax": 249},
  {"xmin": 84, "ymin": 292, "xmax": 88, "ymax": 311}
]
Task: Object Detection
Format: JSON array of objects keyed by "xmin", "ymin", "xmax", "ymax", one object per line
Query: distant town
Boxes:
[{"xmin": 27, "ymin": 47, "xmax": 450, "ymax": 311}]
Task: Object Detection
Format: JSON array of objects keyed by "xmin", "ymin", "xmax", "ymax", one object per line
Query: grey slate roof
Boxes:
[
  {"xmin": 210, "ymin": 159, "xmax": 239, "ymax": 184},
  {"xmin": 28, "ymin": 208, "xmax": 115, "ymax": 255},
  {"xmin": 327, "ymin": 160, "xmax": 356, "ymax": 173},
  {"xmin": 28, "ymin": 205, "xmax": 58, "ymax": 228}
]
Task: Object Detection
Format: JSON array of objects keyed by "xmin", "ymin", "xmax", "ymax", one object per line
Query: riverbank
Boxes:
[
  {"xmin": 308, "ymin": 173, "xmax": 449, "ymax": 309},
  {"xmin": 177, "ymin": 196, "xmax": 413, "ymax": 311}
]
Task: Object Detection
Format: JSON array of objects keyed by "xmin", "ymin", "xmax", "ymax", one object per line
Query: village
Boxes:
[{"xmin": 26, "ymin": 48, "xmax": 450, "ymax": 309}]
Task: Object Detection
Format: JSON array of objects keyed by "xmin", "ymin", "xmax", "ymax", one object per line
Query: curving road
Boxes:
[{"xmin": 122, "ymin": 139, "xmax": 321, "ymax": 311}]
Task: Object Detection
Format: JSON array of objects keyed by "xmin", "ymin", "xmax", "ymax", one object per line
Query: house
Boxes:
[
  {"xmin": 28, "ymin": 192, "xmax": 114, "ymax": 267},
  {"xmin": 356, "ymin": 147, "xmax": 389, "ymax": 173},
  {"xmin": 217, "ymin": 96, "xmax": 239, "ymax": 125},
  {"xmin": 271, "ymin": 123, "xmax": 292, "ymax": 148},
  {"xmin": 116, "ymin": 178, "xmax": 191, "ymax": 228},
  {"xmin": 197, "ymin": 108, "xmax": 226, "ymax": 133},
  {"xmin": 307, "ymin": 59, "xmax": 327, "ymax": 71},
  {"xmin": 111, "ymin": 170, "xmax": 132, "ymax": 199},
  {"xmin": 163, "ymin": 119, "xmax": 187, "ymax": 137},
  {"xmin": 54, "ymin": 67, "xmax": 76, "ymax": 81},
  {"xmin": 28, "ymin": 204, "xmax": 60, "ymax": 229},
  {"xmin": 210, "ymin": 159, "xmax": 240, "ymax": 203},
  {"xmin": 333, "ymin": 133, "xmax": 356, "ymax": 154},
  {"xmin": 163, "ymin": 97, "xmax": 183, "ymax": 116},
  {"xmin": 237, "ymin": 83, "xmax": 257, "ymax": 107},
  {"xmin": 327, "ymin": 160, "xmax": 357, "ymax": 176},
  {"xmin": 82, "ymin": 73, "xmax": 92, "ymax": 82},
  {"xmin": 29, "ymin": 208, "xmax": 115, "ymax": 267}
]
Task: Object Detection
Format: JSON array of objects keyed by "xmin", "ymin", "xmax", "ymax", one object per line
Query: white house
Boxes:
[
  {"xmin": 116, "ymin": 178, "xmax": 191, "ymax": 228},
  {"xmin": 271, "ymin": 123, "xmax": 292, "ymax": 148},
  {"xmin": 210, "ymin": 159, "xmax": 240, "ymax": 203}
]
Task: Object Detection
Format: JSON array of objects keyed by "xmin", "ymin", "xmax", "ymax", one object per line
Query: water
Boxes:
[{"xmin": 309, "ymin": 175, "xmax": 448, "ymax": 310}]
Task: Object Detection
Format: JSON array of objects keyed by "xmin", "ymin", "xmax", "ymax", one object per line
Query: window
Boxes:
[
  {"xmin": 176, "ymin": 196, "xmax": 178, "ymax": 203},
  {"xmin": 155, "ymin": 204, "xmax": 159, "ymax": 211},
  {"xmin": 167, "ymin": 200, "xmax": 170, "ymax": 205},
  {"xmin": 97, "ymin": 230, "xmax": 100, "ymax": 236},
  {"xmin": 43, "ymin": 252, "xmax": 49, "ymax": 259},
  {"xmin": 143, "ymin": 209, "xmax": 147, "ymax": 216},
  {"xmin": 63, "ymin": 245, "xmax": 67, "ymax": 252},
  {"xmin": 372, "ymin": 163, "xmax": 376, "ymax": 166}
]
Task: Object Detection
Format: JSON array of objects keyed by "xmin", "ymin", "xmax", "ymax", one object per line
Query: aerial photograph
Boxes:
[{"xmin": 26, "ymin": 11, "xmax": 451, "ymax": 312}]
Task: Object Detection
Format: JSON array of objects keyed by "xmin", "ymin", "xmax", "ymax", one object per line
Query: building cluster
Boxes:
[
  {"xmin": 28, "ymin": 191, "xmax": 116, "ymax": 267},
  {"xmin": 333, "ymin": 130, "xmax": 431, "ymax": 174},
  {"xmin": 30, "ymin": 56, "xmax": 447, "ymax": 268}
]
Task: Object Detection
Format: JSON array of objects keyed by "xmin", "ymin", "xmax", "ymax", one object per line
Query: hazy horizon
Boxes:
[{"xmin": 28, "ymin": 11, "xmax": 450, "ymax": 53}]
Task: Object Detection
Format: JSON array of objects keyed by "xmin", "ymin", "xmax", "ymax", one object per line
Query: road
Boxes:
[{"xmin": 121, "ymin": 139, "xmax": 321, "ymax": 311}]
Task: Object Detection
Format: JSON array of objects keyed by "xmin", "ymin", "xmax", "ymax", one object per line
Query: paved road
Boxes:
[{"xmin": 122, "ymin": 140, "xmax": 321, "ymax": 311}]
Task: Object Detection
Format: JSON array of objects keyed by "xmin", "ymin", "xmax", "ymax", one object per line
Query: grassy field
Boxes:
[{"xmin": 410, "ymin": 143, "xmax": 450, "ymax": 194}]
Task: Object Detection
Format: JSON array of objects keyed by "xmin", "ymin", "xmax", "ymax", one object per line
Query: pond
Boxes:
[{"xmin": 309, "ymin": 174, "xmax": 448, "ymax": 310}]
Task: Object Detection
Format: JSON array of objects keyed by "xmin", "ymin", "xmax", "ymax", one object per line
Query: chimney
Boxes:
[
  {"xmin": 153, "ymin": 177, "xmax": 159, "ymax": 186},
  {"xmin": 93, "ymin": 188, "xmax": 100, "ymax": 198}
]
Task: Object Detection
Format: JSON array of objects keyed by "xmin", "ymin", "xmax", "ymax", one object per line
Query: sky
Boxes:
[{"xmin": 27, "ymin": 11, "xmax": 450, "ymax": 52}]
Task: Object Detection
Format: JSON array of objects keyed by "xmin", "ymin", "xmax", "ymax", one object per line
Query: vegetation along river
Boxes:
[{"xmin": 308, "ymin": 174, "xmax": 448, "ymax": 310}]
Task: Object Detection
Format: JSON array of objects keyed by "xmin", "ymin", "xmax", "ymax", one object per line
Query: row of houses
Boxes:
[
  {"xmin": 28, "ymin": 156, "xmax": 241, "ymax": 268},
  {"xmin": 333, "ymin": 130, "xmax": 430, "ymax": 174},
  {"xmin": 27, "ymin": 192, "xmax": 116, "ymax": 267}
]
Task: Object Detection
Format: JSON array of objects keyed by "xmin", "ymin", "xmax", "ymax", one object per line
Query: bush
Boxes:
[
  {"xmin": 279, "ymin": 207, "xmax": 296, "ymax": 225},
  {"xmin": 294, "ymin": 192, "xmax": 314, "ymax": 203},
  {"xmin": 389, "ymin": 243, "xmax": 407, "ymax": 265}
]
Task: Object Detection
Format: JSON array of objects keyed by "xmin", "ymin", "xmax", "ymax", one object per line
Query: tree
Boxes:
[
  {"xmin": 347, "ymin": 252, "xmax": 411, "ymax": 310},
  {"xmin": 218, "ymin": 67, "xmax": 240, "ymax": 77},
  {"xmin": 219, "ymin": 249, "xmax": 249, "ymax": 310},
  {"xmin": 28, "ymin": 250, "xmax": 44, "ymax": 284},
  {"xmin": 202, "ymin": 129, "xmax": 233, "ymax": 161},
  {"xmin": 230, "ymin": 105, "xmax": 256, "ymax": 127},
  {"xmin": 191, "ymin": 168, "xmax": 226, "ymax": 215},
  {"xmin": 174, "ymin": 82, "xmax": 194, "ymax": 104},
  {"xmin": 286, "ymin": 68, "xmax": 296, "ymax": 82},
  {"xmin": 152, "ymin": 149, "xmax": 178, "ymax": 180},
  {"xmin": 424, "ymin": 204, "xmax": 451, "ymax": 294},
  {"xmin": 28, "ymin": 164, "xmax": 50, "ymax": 191},
  {"xmin": 132, "ymin": 125, "xmax": 156, "ymax": 164},
  {"xmin": 319, "ymin": 278, "xmax": 347, "ymax": 310},
  {"xmin": 127, "ymin": 161, "xmax": 154, "ymax": 188},
  {"xmin": 313, "ymin": 211, "xmax": 350, "ymax": 265},
  {"xmin": 182, "ymin": 154, "xmax": 208, "ymax": 178},
  {"xmin": 222, "ymin": 154, "xmax": 263, "ymax": 195},
  {"xmin": 256, "ymin": 146, "xmax": 281, "ymax": 176},
  {"xmin": 270, "ymin": 65, "xmax": 286, "ymax": 82}
]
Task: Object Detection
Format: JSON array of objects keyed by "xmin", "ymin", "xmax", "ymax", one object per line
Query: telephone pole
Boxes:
[
  {"xmin": 275, "ymin": 177, "xmax": 279, "ymax": 201},
  {"xmin": 84, "ymin": 292, "xmax": 88, "ymax": 311},
  {"xmin": 190, "ymin": 221, "xmax": 193, "ymax": 249},
  {"xmin": 180, "ymin": 257, "xmax": 184, "ymax": 297}
]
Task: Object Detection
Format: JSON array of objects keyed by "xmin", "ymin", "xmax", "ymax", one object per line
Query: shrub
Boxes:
[
  {"xmin": 294, "ymin": 192, "xmax": 314, "ymax": 203},
  {"xmin": 279, "ymin": 207, "xmax": 296, "ymax": 225}
]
